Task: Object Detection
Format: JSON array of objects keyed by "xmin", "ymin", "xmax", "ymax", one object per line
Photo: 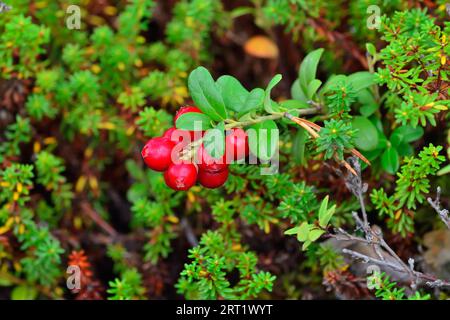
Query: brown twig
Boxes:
[
  {"xmin": 427, "ymin": 187, "xmax": 450, "ymax": 230},
  {"xmin": 306, "ymin": 17, "xmax": 369, "ymax": 70},
  {"xmin": 284, "ymin": 113, "xmax": 369, "ymax": 175},
  {"xmin": 332, "ymin": 157, "xmax": 450, "ymax": 290},
  {"xmin": 80, "ymin": 202, "xmax": 118, "ymax": 238}
]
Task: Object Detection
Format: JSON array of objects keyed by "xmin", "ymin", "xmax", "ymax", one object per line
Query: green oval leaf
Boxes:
[
  {"xmin": 352, "ymin": 116, "xmax": 379, "ymax": 151},
  {"xmin": 358, "ymin": 89, "xmax": 378, "ymax": 117},
  {"xmin": 175, "ymin": 112, "xmax": 212, "ymax": 131},
  {"xmin": 302, "ymin": 240, "xmax": 312, "ymax": 251},
  {"xmin": 297, "ymin": 222, "xmax": 311, "ymax": 242},
  {"xmin": 320, "ymin": 74, "xmax": 348, "ymax": 95},
  {"xmin": 264, "ymin": 74, "xmax": 282, "ymax": 113},
  {"xmin": 306, "ymin": 79, "xmax": 322, "ymax": 100},
  {"xmin": 292, "ymin": 128, "xmax": 307, "ymax": 165},
  {"xmin": 11, "ymin": 285, "xmax": 38, "ymax": 300},
  {"xmin": 238, "ymin": 88, "xmax": 264, "ymax": 116},
  {"xmin": 291, "ymin": 78, "xmax": 307, "ymax": 102},
  {"xmin": 396, "ymin": 142, "xmax": 414, "ymax": 157},
  {"xmin": 203, "ymin": 122, "xmax": 225, "ymax": 158},
  {"xmin": 390, "ymin": 125, "xmax": 424, "ymax": 146},
  {"xmin": 248, "ymin": 119, "xmax": 279, "ymax": 161},
  {"xmin": 438, "ymin": 164, "xmax": 450, "ymax": 176},
  {"xmin": 216, "ymin": 75, "xmax": 249, "ymax": 112},
  {"xmin": 366, "ymin": 43, "xmax": 376, "ymax": 56},
  {"xmin": 279, "ymin": 99, "xmax": 310, "ymax": 110},
  {"xmin": 299, "ymin": 48, "xmax": 324, "ymax": 92},
  {"xmin": 188, "ymin": 67, "xmax": 227, "ymax": 121},
  {"xmin": 347, "ymin": 72, "xmax": 375, "ymax": 92},
  {"xmin": 381, "ymin": 147, "xmax": 399, "ymax": 174},
  {"xmin": 318, "ymin": 196, "xmax": 336, "ymax": 228},
  {"xmin": 308, "ymin": 228, "xmax": 325, "ymax": 242},
  {"xmin": 284, "ymin": 226, "xmax": 300, "ymax": 235}
]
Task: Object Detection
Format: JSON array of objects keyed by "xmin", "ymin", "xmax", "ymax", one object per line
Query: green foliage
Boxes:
[
  {"xmin": 166, "ymin": 0, "xmax": 225, "ymax": 61},
  {"xmin": 188, "ymin": 66, "xmax": 228, "ymax": 121},
  {"xmin": 25, "ymin": 94, "xmax": 57, "ymax": 120},
  {"xmin": 176, "ymin": 231, "xmax": 275, "ymax": 299},
  {"xmin": 127, "ymin": 159, "xmax": 184, "ymax": 264},
  {"xmin": 291, "ymin": 48, "xmax": 323, "ymax": 102},
  {"xmin": 0, "ymin": 15, "xmax": 50, "ymax": 78},
  {"xmin": 0, "ymin": 161, "xmax": 64, "ymax": 292},
  {"xmin": 117, "ymin": 87, "xmax": 146, "ymax": 111},
  {"xmin": 136, "ymin": 107, "xmax": 173, "ymax": 137},
  {"xmin": 0, "ymin": 116, "xmax": 32, "ymax": 162},
  {"xmin": 371, "ymin": 144, "xmax": 445, "ymax": 236},
  {"xmin": 290, "ymin": 49, "xmax": 380, "ymax": 165},
  {"xmin": 1, "ymin": 0, "xmax": 449, "ymax": 301},
  {"xmin": 11, "ymin": 285, "xmax": 38, "ymax": 300},
  {"xmin": 367, "ymin": 272, "xmax": 431, "ymax": 300},
  {"xmin": 19, "ymin": 217, "xmax": 64, "ymax": 287},
  {"xmin": 107, "ymin": 244, "xmax": 132, "ymax": 275},
  {"xmin": 351, "ymin": 116, "xmax": 378, "ymax": 152},
  {"xmin": 395, "ymin": 144, "xmax": 445, "ymax": 209},
  {"xmin": 325, "ymin": 81, "xmax": 357, "ymax": 117},
  {"xmin": 35, "ymin": 152, "xmax": 65, "ymax": 190},
  {"xmin": 316, "ymin": 120, "xmax": 355, "ymax": 160},
  {"xmin": 285, "ymin": 196, "xmax": 336, "ymax": 250},
  {"xmin": 0, "ymin": 164, "xmax": 34, "ymax": 206},
  {"xmin": 108, "ymin": 268, "xmax": 146, "ymax": 300},
  {"xmin": 375, "ymin": 9, "xmax": 450, "ymax": 128},
  {"xmin": 278, "ymin": 182, "xmax": 318, "ymax": 224},
  {"xmin": 315, "ymin": 245, "xmax": 346, "ymax": 273}
]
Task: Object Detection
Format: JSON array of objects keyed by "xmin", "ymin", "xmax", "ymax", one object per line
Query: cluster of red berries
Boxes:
[{"xmin": 141, "ymin": 106, "xmax": 249, "ymax": 191}]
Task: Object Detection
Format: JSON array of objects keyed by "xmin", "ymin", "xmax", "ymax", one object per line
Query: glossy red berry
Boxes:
[
  {"xmin": 164, "ymin": 163, "xmax": 198, "ymax": 191},
  {"xmin": 163, "ymin": 127, "xmax": 192, "ymax": 146},
  {"xmin": 225, "ymin": 128, "xmax": 249, "ymax": 161},
  {"xmin": 163, "ymin": 127, "xmax": 177, "ymax": 139},
  {"xmin": 196, "ymin": 144, "xmax": 227, "ymax": 172},
  {"xmin": 173, "ymin": 106, "xmax": 204, "ymax": 143},
  {"xmin": 198, "ymin": 167, "xmax": 229, "ymax": 189},
  {"xmin": 141, "ymin": 137, "xmax": 175, "ymax": 172},
  {"xmin": 173, "ymin": 106, "xmax": 202, "ymax": 124}
]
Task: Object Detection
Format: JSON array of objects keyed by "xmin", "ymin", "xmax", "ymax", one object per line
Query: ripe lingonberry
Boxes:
[
  {"xmin": 141, "ymin": 137, "xmax": 175, "ymax": 172},
  {"xmin": 173, "ymin": 106, "xmax": 202, "ymax": 124},
  {"xmin": 163, "ymin": 127, "xmax": 177, "ymax": 139},
  {"xmin": 196, "ymin": 144, "xmax": 227, "ymax": 172},
  {"xmin": 163, "ymin": 127, "xmax": 192, "ymax": 146},
  {"xmin": 198, "ymin": 167, "xmax": 229, "ymax": 189},
  {"xmin": 173, "ymin": 106, "xmax": 204, "ymax": 142},
  {"xmin": 225, "ymin": 128, "xmax": 249, "ymax": 161},
  {"xmin": 164, "ymin": 163, "xmax": 198, "ymax": 191}
]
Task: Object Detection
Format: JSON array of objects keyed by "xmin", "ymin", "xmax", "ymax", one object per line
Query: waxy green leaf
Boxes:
[
  {"xmin": 188, "ymin": 67, "xmax": 227, "ymax": 121},
  {"xmin": 175, "ymin": 112, "xmax": 213, "ymax": 131}
]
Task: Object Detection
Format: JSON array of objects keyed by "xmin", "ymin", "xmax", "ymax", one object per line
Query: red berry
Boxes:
[
  {"xmin": 163, "ymin": 127, "xmax": 192, "ymax": 146},
  {"xmin": 198, "ymin": 167, "xmax": 229, "ymax": 189},
  {"xmin": 173, "ymin": 106, "xmax": 204, "ymax": 142},
  {"xmin": 141, "ymin": 137, "xmax": 175, "ymax": 172},
  {"xmin": 164, "ymin": 163, "xmax": 198, "ymax": 191},
  {"xmin": 225, "ymin": 128, "xmax": 249, "ymax": 161},
  {"xmin": 163, "ymin": 127, "xmax": 177, "ymax": 139},
  {"xmin": 173, "ymin": 106, "xmax": 202, "ymax": 124},
  {"xmin": 196, "ymin": 144, "xmax": 227, "ymax": 172}
]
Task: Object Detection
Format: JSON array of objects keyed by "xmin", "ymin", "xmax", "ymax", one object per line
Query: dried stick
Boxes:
[
  {"xmin": 427, "ymin": 187, "xmax": 450, "ymax": 230},
  {"xmin": 80, "ymin": 202, "xmax": 118, "ymax": 238},
  {"xmin": 180, "ymin": 217, "xmax": 198, "ymax": 247},
  {"xmin": 332, "ymin": 157, "xmax": 450, "ymax": 289}
]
